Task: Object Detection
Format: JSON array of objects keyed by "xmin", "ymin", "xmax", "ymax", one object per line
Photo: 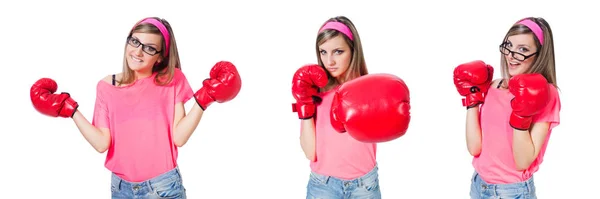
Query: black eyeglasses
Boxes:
[
  {"xmin": 499, "ymin": 42, "xmax": 537, "ymax": 61},
  {"xmin": 127, "ymin": 37, "xmax": 162, "ymax": 56}
]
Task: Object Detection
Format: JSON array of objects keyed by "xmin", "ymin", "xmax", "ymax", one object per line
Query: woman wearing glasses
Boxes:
[
  {"xmin": 452, "ymin": 17, "xmax": 560, "ymax": 198},
  {"xmin": 29, "ymin": 17, "xmax": 241, "ymax": 198}
]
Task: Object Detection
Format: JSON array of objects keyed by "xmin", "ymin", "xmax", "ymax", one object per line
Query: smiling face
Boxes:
[
  {"xmin": 318, "ymin": 35, "xmax": 352, "ymax": 80},
  {"xmin": 501, "ymin": 33, "xmax": 538, "ymax": 77},
  {"xmin": 125, "ymin": 32, "xmax": 163, "ymax": 76}
]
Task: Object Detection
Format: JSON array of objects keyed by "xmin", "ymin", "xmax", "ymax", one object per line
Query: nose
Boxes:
[
  {"xmin": 506, "ymin": 52, "xmax": 517, "ymax": 62},
  {"xmin": 325, "ymin": 55, "xmax": 336, "ymax": 66},
  {"xmin": 134, "ymin": 45, "xmax": 143, "ymax": 56}
]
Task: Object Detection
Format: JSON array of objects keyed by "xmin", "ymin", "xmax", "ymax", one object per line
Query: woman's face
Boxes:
[
  {"xmin": 126, "ymin": 32, "xmax": 163, "ymax": 75},
  {"xmin": 319, "ymin": 35, "xmax": 352, "ymax": 80},
  {"xmin": 501, "ymin": 33, "xmax": 538, "ymax": 77}
]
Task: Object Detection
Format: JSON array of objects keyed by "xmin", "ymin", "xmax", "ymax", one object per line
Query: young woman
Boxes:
[
  {"xmin": 453, "ymin": 17, "xmax": 560, "ymax": 198},
  {"xmin": 30, "ymin": 17, "xmax": 241, "ymax": 198},
  {"xmin": 291, "ymin": 16, "xmax": 382, "ymax": 199}
]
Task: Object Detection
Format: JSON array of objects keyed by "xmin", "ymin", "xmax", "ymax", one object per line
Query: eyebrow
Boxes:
[
  {"xmin": 319, "ymin": 47, "xmax": 345, "ymax": 51},
  {"xmin": 132, "ymin": 36, "xmax": 159, "ymax": 47},
  {"xmin": 506, "ymin": 40, "xmax": 532, "ymax": 48}
]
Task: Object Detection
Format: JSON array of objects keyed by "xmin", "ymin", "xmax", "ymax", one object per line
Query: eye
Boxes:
[
  {"xmin": 131, "ymin": 38, "xmax": 140, "ymax": 45},
  {"xmin": 145, "ymin": 46, "xmax": 158, "ymax": 54},
  {"xmin": 334, "ymin": 50, "xmax": 344, "ymax": 55},
  {"xmin": 319, "ymin": 50, "xmax": 327, "ymax": 55},
  {"xmin": 518, "ymin": 47, "xmax": 529, "ymax": 53}
]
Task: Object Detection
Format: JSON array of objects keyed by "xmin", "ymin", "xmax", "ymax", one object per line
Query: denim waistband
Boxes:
[
  {"xmin": 472, "ymin": 172, "xmax": 535, "ymax": 193},
  {"xmin": 111, "ymin": 166, "xmax": 182, "ymax": 191},
  {"xmin": 311, "ymin": 164, "xmax": 379, "ymax": 186}
]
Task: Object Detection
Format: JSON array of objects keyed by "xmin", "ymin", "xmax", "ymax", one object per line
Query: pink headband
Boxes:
[
  {"xmin": 135, "ymin": 18, "xmax": 170, "ymax": 56},
  {"xmin": 319, "ymin": 21, "xmax": 354, "ymax": 41},
  {"xmin": 518, "ymin": 19, "xmax": 544, "ymax": 45}
]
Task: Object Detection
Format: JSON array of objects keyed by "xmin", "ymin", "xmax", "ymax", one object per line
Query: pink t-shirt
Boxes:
[
  {"xmin": 473, "ymin": 83, "xmax": 561, "ymax": 184},
  {"xmin": 305, "ymin": 89, "xmax": 377, "ymax": 180},
  {"xmin": 92, "ymin": 68, "xmax": 194, "ymax": 182}
]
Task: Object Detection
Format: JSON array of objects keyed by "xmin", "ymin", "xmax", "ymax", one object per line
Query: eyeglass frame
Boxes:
[
  {"xmin": 498, "ymin": 42, "xmax": 538, "ymax": 61},
  {"xmin": 126, "ymin": 36, "xmax": 163, "ymax": 56}
]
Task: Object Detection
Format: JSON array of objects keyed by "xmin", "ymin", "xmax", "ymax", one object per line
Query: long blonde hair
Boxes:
[
  {"xmin": 316, "ymin": 16, "xmax": 368, "ymax": 92},
  {"xmin": 118, "ymin": 17, "xmax": 181, "ymax": 86},
  {"xmin": 500, "ymin": 17, "xmax": 557, "ymax": 88}
]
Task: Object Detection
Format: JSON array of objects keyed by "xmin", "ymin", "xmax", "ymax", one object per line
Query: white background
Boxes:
[{"xmin": 1, "ymin": 0, "xmax": 597, "ymax": 198}]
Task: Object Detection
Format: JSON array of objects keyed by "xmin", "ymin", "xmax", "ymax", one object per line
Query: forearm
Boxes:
[
  {"xmin": 512, "ymin": 129, "xmax": 535, "ymax": 170},
  {"xmin": 465, "ymin": 107, "xmax": 482, "ymax": 156},
  {"xmin": 72, "ymin": 110, "xmax": 111, "ymax": 153},
  {"xmin": 173, "ymin": 103, "xmax": 204, "ymax": 147},
  {"xmin": 300, "ymin": 119, "xmax": 316, "ymax": 161}
]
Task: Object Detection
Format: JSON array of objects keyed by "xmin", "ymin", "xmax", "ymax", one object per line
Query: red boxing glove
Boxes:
[
  {"xmin": 291, "ymin": 64, "xmax": 328, "ymax": 119},
  {"xmin": 330, "ymin": 73, "xmax": 411, "ymax": 143},
  {"xmin": 509, "ymin": 73, "xmax": 550, "ymax": 130},
  {"xmin": 30, "ymin": 78, "xmax": 79, "ymax": 118},
  {"xmin": 453, "ymin": 60, "xmax": 494, "ymax": 109},
  {"xmin": 194, "ymin": 61, "xmax": 242, "ymax": 110}
]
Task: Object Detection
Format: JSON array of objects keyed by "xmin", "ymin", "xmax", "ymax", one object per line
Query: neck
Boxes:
[{"xmin": 335, "ymin": 76, "xmax": 345, "ymax": 84}]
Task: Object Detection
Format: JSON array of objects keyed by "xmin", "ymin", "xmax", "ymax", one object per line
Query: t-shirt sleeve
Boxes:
[
  {"xmin": 92, "ymin": 81, "xmax": 109, "ymax": 129},
  {"xmin": 174, "ymin": 68, "xmax": 194, "ymax": 103},
  {"xmin": 532, "ymin": 85, "xmax": 561, "ymax": 130}
]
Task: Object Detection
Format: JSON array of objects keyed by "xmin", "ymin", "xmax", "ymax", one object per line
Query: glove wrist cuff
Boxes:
[
  {"xmin": 463, "ymin": 92, "xmax": 485, "ymax": 108},
  {"xmin": 509, "ymin": 112, "xmax": 532, "ymax": 130},
  {"xmin": 292, "ymin": 103, "xmax": 316, "ymax": 119},
  {"xmin": 194, "ymin": 87, "xmax": 215, "ymax": 111},
  {"xmin": 59, "ymin": 96, "xmax": 78, "ymax": 118}
]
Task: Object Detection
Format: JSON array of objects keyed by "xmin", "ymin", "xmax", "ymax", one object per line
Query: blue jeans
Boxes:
[
  {"xmin": 111, "ymin": 167, "xmax": 186, "ymax": 199},
  {"xmin": 470, "ymin": 172, "xmax": 536, "ymax": 199},
  {"xmin": 306, "ymin": 165, "xmax": 381, "ymax": 199}
]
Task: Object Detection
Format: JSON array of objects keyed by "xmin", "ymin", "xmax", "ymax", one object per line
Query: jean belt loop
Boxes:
[
  {"xmin": 359, "ymin": 177, "xmax": 364, "ymax": 187},
  {"xmin": 147, "ymin": 178, "xmax": 156, "ymax": 193},
  {"xmin": 176, "ymin": 166, "xmax": 183, "ymax": 180},
  {"xmin": 527, "ymin": 177, "xmax": 533, "ymax": 193}
]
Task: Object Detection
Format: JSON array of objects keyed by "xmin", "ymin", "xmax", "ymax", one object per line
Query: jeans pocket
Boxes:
[
  {"xmin": 361, "ymin": 176, "xmax": 380, "ymax": 192},
  {"xmin": 153, "ymin": 178, "xmax": 184, "ymax": 199},
  {"xmin": 309, "ymin": 173, "xmax": 326, "ymax": 185},
  {"xmin": 110, "ymin": 179, "xmax": 120, "ymax": 193},
  {"xmin": 110, "ymin": 183, "xmax": 117, "ymax": 193}
]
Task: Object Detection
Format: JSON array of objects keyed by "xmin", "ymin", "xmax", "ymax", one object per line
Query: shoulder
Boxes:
[
  {"xmin": 95, "ymin": 74, "xmax": 118, "ymax": 96},
  {"xmin": 173, "ymin": 67, "xmax": 186, "ymax": 79},
  {"xmin": 490, "ymin": 78, "xmax": 503, "ymax": 89},
  {"xmin": 172, "ymin": 68, "xmax": 190, "ymax": 83},
  {"xmin": 101, "ymin": 73, "xmax": 122, "ymax": 83},
  {"xmin": 98, "ymin": 73, "xmax": 122, "ymax": 88},
  {"xmin": 156, "ymin": 67, "xmax": 189, "ymax": 87},
  {"xmin": 547, "ymin": 84, "xmax": 561, "ymax": 101}
]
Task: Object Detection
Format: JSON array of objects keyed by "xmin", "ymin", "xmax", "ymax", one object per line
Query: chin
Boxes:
[
  {"xmin": 508, "ymin": 69, "xmax": 524, "ymax": 77},
  {"xmin": 331, "ymin": 71, "xmax": 346, "ymax": 78}
]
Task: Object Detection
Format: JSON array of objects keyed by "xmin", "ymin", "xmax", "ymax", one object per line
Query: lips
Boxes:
[
  {"xmin": 508, "ymin": 61, "xmax": 520, "ymax": 69},
  {"xmin": 130, "ymin": 55, "xmax": 143, "ymax": 62},
  {"xmin": 326, "ymin": 67, "xmax": 337, "ymax": 72}
]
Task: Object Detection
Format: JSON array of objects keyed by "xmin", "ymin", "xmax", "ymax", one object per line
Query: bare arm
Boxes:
[
  {"xmin": 72, "ymin": 110, "xmax": 111, "ymax": 153},
  {"xmin": 172, "ymin": 102, "xmax": 204, "ymax": 147},
  {"xmin": 512, "ymin": 122, "xmax": 550, "ymax": 170},
  {"xmin": 300, "ymin": 118, "xmax": 316, "ymax": 161},
  {"xmin": 465, "ymin": 107, "xmax": 483, "ymax": 156}
]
